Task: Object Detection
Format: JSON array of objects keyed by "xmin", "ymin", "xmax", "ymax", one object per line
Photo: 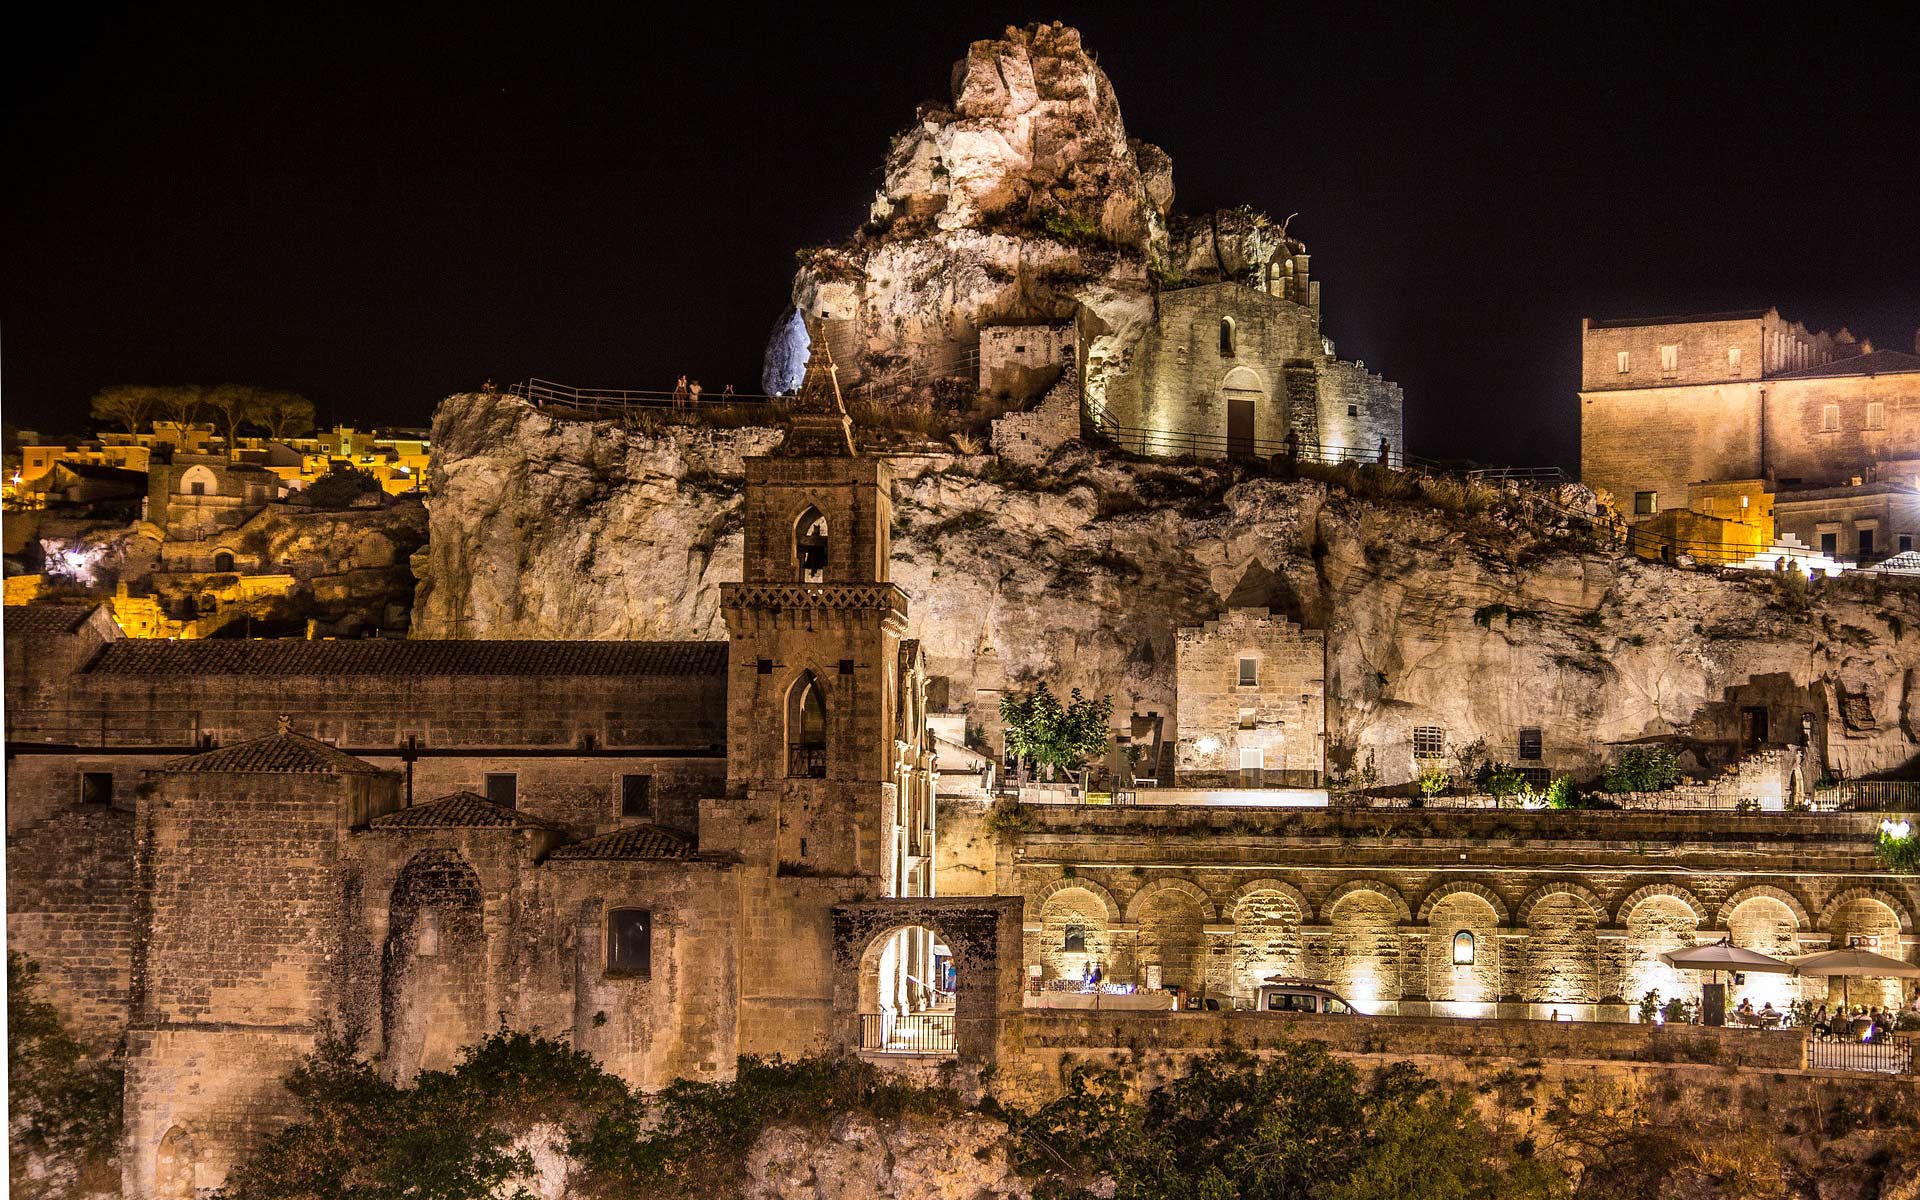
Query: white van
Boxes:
[{"xmin": 1255, "ymin": 976, "xmax": 1361, "ymax": 1015}]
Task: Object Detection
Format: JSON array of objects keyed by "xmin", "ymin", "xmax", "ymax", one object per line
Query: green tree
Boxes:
[
  {"xmin": 153, "ymin": 384, "xmax": 207, "ymax": 430},
  {"xmin": 1601, "ymin": 745, "xmax": 1684, "ymax": 793},
  {"xmin": 8, "ymin": 953, "xmax": 123, "ymax": 1192},
  {"xmin": 303, "ymin": 462, "xmax": 384, "ymax": 509},
  {"xmin": 1000, "ymin": 682, "xmax": 1113, "ymax": 780},
  {"xmin": 202, "ymin": 383, "xmax": 260, "ymax": 458},
  {"xmin": 87, "ymin": 385, "xmax": 158, "ymax": 434}
]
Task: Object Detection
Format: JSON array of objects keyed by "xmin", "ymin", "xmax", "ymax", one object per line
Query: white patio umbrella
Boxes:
[{"xmin": 1789, "ymin": 947, "xmax": 1920, "ymax": 1010}]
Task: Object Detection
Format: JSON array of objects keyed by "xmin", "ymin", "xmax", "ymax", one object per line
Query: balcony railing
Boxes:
[
  {"xmin": 859, "ymin": 1011, "xmax": 955, "ymax": 1055},
  {"xmin": 787, "ymin": 745, "xmax": 827, "ymax": 779},
  {"xmin": 1813, "ymin": 781, "xmax": 1920, "ymax": 812},
  {"xmin": 1806, "ymin": 1034, "xmax": 1913, "ymax": 1074}
]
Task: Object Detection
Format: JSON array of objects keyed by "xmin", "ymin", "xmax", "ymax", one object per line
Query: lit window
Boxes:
[
  {"xmin": 485, "ymin": 772, "xmax": 517, "ymax": 809},
  {"xmin": 621, "ymin": 774, "xmax": 652, "ymax": 819},
  {"xmin": 1866, "ymin": 402, "xmax": 1886, "ymax": 430},
  {"xmin": 1616, "ymin": 351, "xmax": 1631, "ymax": 374},
  {"xmin": 607, "ymin": 908, "xmax": 652, "ymax": 976},
  {"xmin": 1659, "ymin": 344, "xmax": 1678, "ymax": 373},
  {"xmin": 1518, "ymin": 728, "xmax": 1543, "ymax": 761},
  {"xmin": 1821, "ymin": 404, "xmax": 1841, "ymax": 433},
  {"xmin": 1237, "ymin": 657, "xmax": 1258, "ymax": 687},
  {"xmin": 1453, "ymin": 930, "xmax": 1476, "ymax": 965},
  {"xmin": 1413, "ymin": 726, "xmax": 1446, "ymax": 759},
  {"xmin": 1634, "ymin": 491, "xmax": 1658, "ymax": 515},
  {"xmin": 1063, "ymin": 923, "xmax": 1086, "ymax": 952}
]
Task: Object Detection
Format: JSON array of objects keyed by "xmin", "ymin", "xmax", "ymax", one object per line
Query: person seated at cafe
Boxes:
[
  {"xmin": 1812, "ymin": 1003, "xmax": 1830, "ymax": 1035},
  {"xmin": 1758, "ymin": 1000, "xmax": 1779, "ymax": 1026},
  {"xmin": 1735, "ymin": 997, "xmax": 1755, "ymax": 1022}
]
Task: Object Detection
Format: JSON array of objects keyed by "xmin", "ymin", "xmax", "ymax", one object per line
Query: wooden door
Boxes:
[{"xmin": 1227, "ymin": 398, "xmax": 1256, "ymax": 458}]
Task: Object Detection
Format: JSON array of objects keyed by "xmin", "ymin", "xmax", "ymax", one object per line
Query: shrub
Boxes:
[
  {"xmin": 1543, "ymin": 776, "xmax": 1576, "ymax": 809},
  {"xmin": 1602, "ymin": 744, "xmax": 1684, "ymax": 793},
  {"xmin": 1876, "ymin": 818, "xmax": 1918, "ymax": 873},
  {"xmin": 8, "ymin": 953, "xmax": 123, "ymax": 1187},
  {"xmin": 302, "ymin": 462, "xmax": 384, "ymax": 509},
  {"xmin": 1475, "ymin": 761, "xmax": 1527, "ymax": 801},
  {"xmin": 1417, "ymin": 766, "xmax": 1451, "ymax": 798},
  {"xmin": 983, "ymin": 796, "xmax": 1039, "ymax": 841}
]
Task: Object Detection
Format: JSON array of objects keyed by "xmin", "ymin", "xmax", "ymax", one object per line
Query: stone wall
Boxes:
[
  {"xmin": 980, "ymin": 323, "xmax": 1074, "ymax": 403},
  {"xmin": 990, "ymin": 366, "xmax": 1082, "ymax": 467},
  {"xmin": 6, "ymin": 805, "xmax": 136, "ymax": 1046},
  {"xmin": 1581, "ymin": 381, "xmax": 1763, "ymax": 515},
  {"xmin": 1313, "ymin": 358, "xmax": 1403, "ymax": 463},
  {"xmin": 1173, "ymin": 607, "xmax": 1324, "ymax": 786}
]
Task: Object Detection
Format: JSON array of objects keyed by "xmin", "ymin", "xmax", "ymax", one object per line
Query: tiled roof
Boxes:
[
  {"xmin": 4, "ymin": 604, "xmax": 102, "ymax": 638},
  {"xmin": 1588, "ymin": 309, "xmax": 1771, "ymax": 330},
  {"xmin": 84, "ymin": 639, "xmax": 729, "ymax": 677},
  {"xmin": 162, "ymin": 730, "xmax": 384, "ymax": 775},
  {"xmin": 546, "ymin": 824, "xmax": 694, "ymax": 862},
  {"xmin": 369, "ymin": 791, "xmax": 563, "ymax": 830},
  {"xmin": 1772, "ymin": 350, "xmax": 1920, "ymax": 380}
]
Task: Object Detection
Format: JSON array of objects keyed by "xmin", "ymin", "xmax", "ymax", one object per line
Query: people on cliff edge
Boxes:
[
  {"xmin": 689, "ymin": 380, "xmax": 703, "ymax": 406},
  {"xmin": 672, "ymin": 375, "xmax": 689, "ymax": 409}
]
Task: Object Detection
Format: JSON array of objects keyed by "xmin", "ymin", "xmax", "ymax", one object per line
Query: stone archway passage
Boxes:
[
  {"xmin": 1229, "ymin": 888, "xmax": 1306, "ymax": 1005},
  {"xmin": 382, "ymin": 849, "xmax": 486, "ymax": 1079},
  {"xmin": 833, "ymin": 897, "xmax": 1022, "ymax": 1068},
  {"xmin": 1619, "ymin": 895, "xmax": 1702, "ymax": 1009},
  {"xmin": 1425, "ymin": 892, "xmax": 1501, "ymax": 1014},
  {"xmin": 1523, "ymin": 893, "xmax": 1599, "ymax": 1005},
  {"xmin": 1726, "ymin": 894, "xmax": 1806, "ymax": 1011}
]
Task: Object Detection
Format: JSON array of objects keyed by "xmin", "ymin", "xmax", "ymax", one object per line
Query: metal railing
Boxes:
[
  {"xmin": 859, "ymin": 1011, "xmax": 955, "ymax": 1055},
  {"xmin": 1089, "ymin": 417, "xmax": 1433, "ymax": 470},
  {"xmin": 787, "ymin": 745, "xmax": 827, "ymax": 779},
  {"xmin": 1807, "ymin": 1035, "xmax": 1913, "ymax": 1074},
  {"xmin": 1813, "ymin": 780, "xmax": 1920, "ymax": 812},
  {"xmin": 1467, "ymin": 466, "xmax": 1569, "ymax": 485},
  {"xmin": 508, "ymin": 379, "xmax": 781, "ymax": 417}
]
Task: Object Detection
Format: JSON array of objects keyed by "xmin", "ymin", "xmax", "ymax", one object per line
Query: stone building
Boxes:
[
  {"xmin": 6, "ymin": 344, "xmax": 949, "ymax": 1198},
  {"xmin": 1100, "ymin": 277, "xmax": 1404, "ymax": 464},
  {"xmin": 1173, "ymin": 607, "xmax": 1325, "ymax": 788},
  {"xmin": 1580, "ymin": 309, "xmax": 1920, "ymax": 560},
  {"xmin": 146, "ymin": 452, "xmax": 280, "ymax": 538}
]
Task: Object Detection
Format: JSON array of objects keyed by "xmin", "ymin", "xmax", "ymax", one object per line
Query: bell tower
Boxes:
[{"xmin": 713, "ymin": 325, "xmax": 908, "ymax": 889}]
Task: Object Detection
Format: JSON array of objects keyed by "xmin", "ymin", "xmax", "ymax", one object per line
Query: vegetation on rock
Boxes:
[
  {"xmin": 1000, "ymin": 682, "xmax": 1113, "ymax": 779},
  {"xmin": 1600, "ymin": 745, "xmax": 1685, "ymax": 794},
  {"xmin": 8, "ymin": 953, "xmax": 123, "ymax": 1197}
]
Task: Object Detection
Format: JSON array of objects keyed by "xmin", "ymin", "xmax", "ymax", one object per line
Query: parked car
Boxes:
[{"xmin": 1255, "ymin": 976, "xmax": 1363, "ymax": 1015}]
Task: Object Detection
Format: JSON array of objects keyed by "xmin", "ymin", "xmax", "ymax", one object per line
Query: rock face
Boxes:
[
  {"xmin": 766, "ymin": 22, "xmax": 1291, "ymax": 414},
  {"xmin": 416, "ymin": 394, "xmax": 1920, "ymax": 785},
  {"xmin": 746, "ymin": 1113, "xmax": 1029, "ymax": 1200}
]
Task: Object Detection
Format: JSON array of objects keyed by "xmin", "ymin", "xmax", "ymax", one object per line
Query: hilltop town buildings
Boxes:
[{"xmin": 1580, "ymin": 309, "xmax": 1920, "ymax": 563}]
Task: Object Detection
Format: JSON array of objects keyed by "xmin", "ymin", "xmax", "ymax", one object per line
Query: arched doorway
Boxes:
[
  {"xmin": 382, "ymin": 849, "xmax": 486, "ymax": 1079},
  {"xmin": 1523, "ymin": 891, "xmax": 1599, "ymax": 1013},
  {"xmin": 155, "ymin": 1126, "xmax": 197, "ymax": 1200},
  {"xmin": 857, "ymin": 924, "xmax": 954, "ymax": 1054},
  {"xmin": 1326, "ymin": 888, "xmax": 1404, "ymax": 1012},
  {"xmin": 1220, "ymin": 366, "xmax": 1264, "ymax": 458},
  {"xmin": 1029, "ymin": 887, "xmax": 1113, "ymax": 984}
]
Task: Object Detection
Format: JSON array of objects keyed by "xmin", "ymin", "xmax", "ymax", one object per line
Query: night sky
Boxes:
[{"xmin": 5, "ymin": 3, "xmax": 1916, "ymax": 467}]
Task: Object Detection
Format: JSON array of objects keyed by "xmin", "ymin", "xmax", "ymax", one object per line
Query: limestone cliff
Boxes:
[
  {"xmin": 765, "ymin": 22, "xmax": 1294, "ymax": 416},
  {"xmin": 415, "ymin": 393, "xmax": 1920, "ymax": 784}
]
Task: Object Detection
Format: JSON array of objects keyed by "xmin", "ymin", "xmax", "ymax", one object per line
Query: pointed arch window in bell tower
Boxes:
[
  {"xmin": 795, "ymin": 506, "xmax": 829, "ymax": 583},
  {"xmin": 788, "ymin": 673, "xmax": 828, "ymax": 778}
]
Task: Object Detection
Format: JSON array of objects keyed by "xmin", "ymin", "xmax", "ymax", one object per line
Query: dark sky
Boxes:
[{"xmin": 5, "ymin": 3, "xmax": 1916, "ymax": 466}]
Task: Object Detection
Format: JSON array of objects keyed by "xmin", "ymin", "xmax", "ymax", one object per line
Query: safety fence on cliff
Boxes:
[{"xmin": 509, "ymin": 379, "xmax": 783, "ymax": 421}]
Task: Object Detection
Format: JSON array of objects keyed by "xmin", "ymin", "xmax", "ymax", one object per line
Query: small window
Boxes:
[
  {"xmin": 607, "ymin": 908, "xmax": 652, "ymax": 976},
  {"xmin": 1659, "ymin": 344, "xmax": 1678, "ymax": 373},
  {"xmin": 1517, "ymin": 728, "xmax": 1543, "ymax": 761},
  {"xmin": 1616, "ymin": 351, "xmax": 1631, "ymax": 374},
  {"xmin": 1063, "ymin": 923, "xmax": 1086, "ymax": 952},
  {"xmin": 213, "ymin": 551, "xmax": 235, "ymax": 572},
  {"xmin": 1866, "ymin": 402, "xmax": 1886, "ymax": 430},
  {"xmin": 485, "ymin": 773, "xmax": 517, "ymax": 809},
  {"xmin": 1239, "ymin": 747, "xmax": 1265, "ymax": 770},
  {"xmin": 1413, "ymin": 726, "xmax": 1446, "ymax": 759},
  {"xmin": 81, "ymin": 772, "xmax": 114, "ymax": 805},
  {"xmin": 1634, "ymin": 491, "xmax": 1658, "ymax": 515},
  {"xmin": 1859, "ymin": 528, "xmax": 1875, "ymax": 558},
  {"xmin": 1237, "ymin": 657, "xmax": 1258, "ymax": 687},
  {"xmin": 1239, "ymin": 707, "xmax": 1258, "ymax": 730},
  {"xmin": 621, "ymin": 774, "xmax": 653, "ymax": 819},
  {"xmin": 1324, "ymin": 998, "xmax": 1353, "ymax": 1014},
  {"xmin": 1453, "ymin": 930, "xmax": 1476, "ymax": 965},
  {"xmin": 189, "ymin": 481, "xmax": 207, "ymax": 496},
  {"xmin": 1219, "ymin": 317, "xmax": 1236, "ymax": 357},
  {"xmin": 1821, "ymin": 404, "xmax": 1841, "ymax": 433},
  {"xmin": 1347, "ymin": 403, "xmax": 1358, "ymax": 417},
  {"xmin": 757, "ymin": 658, "xmax": 773, "ymax": 675},
  {"xmin": 1820, "ymin": 532, "xmax": 1838, "ymax": 557},
  {"xmin": 1900, "ymin": 535, "xmax": 1912, "ymax": 554},
  {"xmin": 839, "ymin": 658, "xmax": 855, "ymax": 676},
  {"xmin": 1728, "ymin": 345, "xmax": 1743, "ymax": 372}
]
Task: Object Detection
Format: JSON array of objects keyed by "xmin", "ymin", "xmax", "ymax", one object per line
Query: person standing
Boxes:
[{"xmin": 672, "ymin": 375, "xmax": 689, "ymax": 410}]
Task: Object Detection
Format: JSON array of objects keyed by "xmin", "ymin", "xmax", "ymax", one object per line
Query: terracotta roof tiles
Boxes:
[
  {"xmin": 546, "ymin": 824, "xmax": 694, "ymax": 862},
  {"xmin": 84, "ymin": 638, "xmax": 728, "ymax": 678},
  {"xmin": 162, "ymin": 730, "xmax": 384, "ymax": 775},
  {"xmin": 368, "ymin": 791, "xmax": 563, "ymax": 830}
]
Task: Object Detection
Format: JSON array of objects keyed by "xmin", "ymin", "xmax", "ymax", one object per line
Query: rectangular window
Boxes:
[
  {"xmin": 1517, "ymin": 728, "xmax": 1543, "ymax": 761},
  {"xmin": 1820, "ymin": 532, "xmax": 1838, "ymax": 557},
  {"xmin": 1728, "ymin": 345, "xmax": 1743, "ymax": 372},
  {"xmin": 189, "ymin": 481, "xmax": 206, "ymax": 496},
  {"xmin": 621, "ymin": 774, "xmax": 653, "ymax": 819},
  {"xmin": 1238, "ymin": 707, "xmax": 1258, "ymax": 730},
  {"xmin": 607, "ymin": 908, "xmax": 652, "ymax": 976},
  {"xmin": 1616, "ymin": 351, "xmax": 1631, "ymax": 374},
  {"xmin": 1634, "ymin": 491, "xmax": 1658, "ymax": 515},
  {"xmin": 1659, "ymin": 344, "xmax": 1678, "ymax": 373},
  {"xmin": 1237, "ymin": 657, "xmax": 1258, "ymax": 687},
  {"xmin": 1821, "ymin": 404, "xmax": 1841, "ymax": 432},
  {"xmin": 1347, "ymin": 403, "xmax": 1358, "ymax": 417},
  {"xmin": 1859, "ymin": 528, "xmax": 1875, "ymax": 559},
  {"xmin": 485, "ymin": 772, "xmax": 518, "ymax": 809},
  {"xmin": 80, "ymin": 771, "xmax": 114, "ymax": 805},
  {"xmin": 1413, "ymin": 726, "xmax": 1446, "ymax": 759},
  {"xmin": 1866, "ymin": 402, "xmax": 1886, "ymax": 430},
  {"xmin": 1900, "ymin": 534, "xmax": 1913, "ymax": 554}
]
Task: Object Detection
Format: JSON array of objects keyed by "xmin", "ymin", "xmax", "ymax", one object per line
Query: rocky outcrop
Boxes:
[
  {"xmin": 416, "ymin": 394, "xmax": 1920, "ymax": 785},
  {"xmin": 746, "ymin": 1113, "xmax": 1029, "ymax": 1200},
  {"xmin": 765, "ymin": 22, "xmax": 1295, "ymax": 415}
]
